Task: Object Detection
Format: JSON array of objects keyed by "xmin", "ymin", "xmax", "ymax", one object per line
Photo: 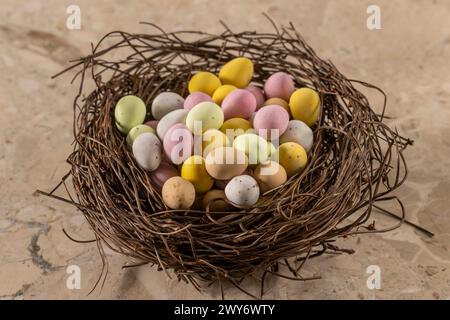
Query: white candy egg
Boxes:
[
  {"xmin": 132, "ymin": 132, "xmax": 162, "ymax": 171},
  {"xmin": 224, "ymin": 175, "xmax": 260, "ymax": 207},
  {"xmin": 279, "ymin": 120, "xmax": 314, "ymax": 152},
  {"xmin": 156, "ymin": 109, "xmax": 188, "ymax": 140},
  {"xmin": 151, "ymin": 92, "xmax": 185, "ymax": 120}
]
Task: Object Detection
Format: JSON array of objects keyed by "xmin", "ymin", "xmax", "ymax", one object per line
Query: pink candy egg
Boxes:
[
  {"xmin": 150, "ymin": 162, "xmax": 179, "ymax": 191},
  {"xmin": 264, "ymin": 72, "xmax": 295, "ymax": 101},
  {"xmin": 221, "ymin": 89, "xmax": 256, "ymax": 120},
  {"xmin": 163, "ymin": 123, "xmax": 194, "ymax": 165},
  {"xmin": 253, "ymin": 105, "xmax": 290, "ymax": 140},
  {"xmin": 145, "ymin": 120, "xmax": 159, "ymax": 131},
  {"xmin": 184, "ymin": 92, "xmax": 214, "ymax": 111},
  {"xmin": 245, "ymin": 85, "xmax": 265, "ymax": 110}
]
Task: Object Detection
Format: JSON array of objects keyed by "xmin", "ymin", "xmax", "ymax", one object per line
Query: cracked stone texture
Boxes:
[{"xmin": 1, "ymin": 0, "xmax": 449, "ymax": 300}]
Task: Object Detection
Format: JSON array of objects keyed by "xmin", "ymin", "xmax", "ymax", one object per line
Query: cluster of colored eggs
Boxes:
[{"xmin": 114, "ymin": 57, "xmax": 320, "ymax": 211}]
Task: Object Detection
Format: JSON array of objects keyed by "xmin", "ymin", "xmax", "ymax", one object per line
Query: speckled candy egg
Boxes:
[
  {"xmin": 212, "ymin": 84, "xmax": 237, "ymax": 105},
  {"xmin": 253, "ymin": 161, "xmax": 287, "ymax": 193},
  {"xmin": 264, "ymin": 72, "xmax": 295, "ymax": 101},
  {"xmin": 214, "ymin": 167, "xmax": 253, "ymax": 190},
  {"xmin": 156, "ymin": 109, "xmax": 188, "ymax": 140},
  {"xmin": 233, "ymin": 133, "xmax": 275, "ymax": 165},
  {"xmin": 221, "ymin": 89, "xmax": 256, "ymax": 120},
  {"xmin": 253, "ymin": 105, "xmax": 290, "ymax": 140},
  {"xmin": 183, "ymin": 92, "xmax": 214, "ymax": 111},
  {"xmin": 150, "ymin": 162, "xmax": 179, "ymax": 191},
  {"xmin": 186, "ymin": 102, "xmax": 224, "ymax": 134},
  {"xmin": 126, "ymin": 124, "xmax": 155, "ymax": 149},
  {"xmin": 181, "ymin": 155, "xmax": 214, "ymax": 193},
  {"xmin": 132, "ymin": 132, "xmax": 162, "ymax": 171},
  {"xmin": 151, "ymin": 92, "xmax": 184, "ymax": 120},
  {"xmin": 114, "ymin": 95, "xmax": 147, "ymax": 134},
  {"xmin": 188, "ymin": 71, "xmax": 221, "ymax": 96},
  {"xmin": 289, "ymin": 88, "xmax": 321, "ymax": 127},
  {"xmin": 245, "ymin": 85, "xmax": 265, "ymax": 110},
  {"xmin": 225, "ymin": 175, "xmax": 260, "ymax": 207},
  {"xmin": 205, "ymin": 146, "xmax": 248, "ymax": 180},
  {"xmin": 162, "ymin": 176, "xmax": 196, "ymax": 210},
  {"xmin": 163, "ymin": 123, "xmax": 193, "ymax": 165},
  {"xmin": 219, "ymin": 57, "xmax": 254, "ymax": 88},
  {"xmin": 277, "ymin": 142, "xmax": 308, "ymax": 177},
  {"xmin": 280, "ymin": 120, "xmax": 314, "ymax": 152}
]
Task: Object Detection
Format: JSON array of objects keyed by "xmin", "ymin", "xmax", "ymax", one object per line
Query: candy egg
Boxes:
[
  {"xmin": 224, "ymin": 175, "xmax": 260, "ymax": 207},
  {"xmin": 186, "ymin": 102, "xmax": 224, "ymax": 134},
  {"xmin": 156, "ymin": 109, "xmax": 188, "ymax": 140},
  {"xmin": 181, "ymin": 155, "xmax": 214, "ymax": 193},
  {"xmin": 277, "ymin": 142, "xmax": 308, "ymax": 177},
  {"xmin": 202, "ymin": 190, "xmax": 232, "ymax": 212},
  {"xmin": 202, "ymin": 129, "xmax": 229, "ymax": 156},
  {"xmin": 132, "ymin": 132, "xmax": 162, "ymax": 171},
  {"xmin": 214, "ymin": 167, "xmax": 253, "ymax": 190},
  {"xmin": 253, "ymin": 105, "xmax": 290, "ymax": 140},
  {"xmin": 150, "ymin": 162, "xmax": 179, "ymax": 190},
  {"xmin": 205, "ymin": 146, "xmax": 248, "ymax": 180},
  {"xmin": 289, "ymin": 88, "xmax": 321, "ymax": 127},
  {"xmin": 264, "ymin": 97, "xmax": 289, "ymax": 112},
  {"xmin": 162, "ymin": 176, "xmax": 196, "ymax": 210},
  {"xmin": 126, "ymin": 124, "xmax": 155, "ymax": 149},
  {"xmin": 114, "ymin": 95, "xmax": 147, "ymax": 134},
  {"xmin": 220, "ymin": 118, "xmax": 253, "ymax": 141},
  {"xmin": 188, "ymin": 71, "xmax": 221, "ymax": 96},
  {"xmin": 233, "ymin": 133, "xmax": 275, "ymax": 165},
  {"xmin": 163, "ymin": 123, "xmax": 193, "ymax": 165},
  {"xmin": 219, "ymin": 57, "xmax": 254, "ymax": 88},
  {"xmin": 253, "ymin": 161, "xmax": 287, "ymax": 193},
  {"xmin": 212, "ymin": 84, "xmax": 237, "ymax": 105},
  {"xmin": 151, "ymin": 92, "xmax": 184, "ymax": 120},
  {"xmin": 184, "ymin": 92, "xmax": 214, "ymax": 111},
  {"xmin": 145, "ymin": 120, "xmax": 159, "ymax": 131},
  {"xmin": 245, "ymin": 85, "xmax": 265, "ymax": 109},
  {"xmin": 264, "ymin": 72, "xmax": 295, "ymax": 101},
  {"xmin": 221, "ymin": 89, "xmax": 256, "ymax": 120},
  {"xmin": 280, "ymin": 120, "xmax": 314, "ymax": 152}
]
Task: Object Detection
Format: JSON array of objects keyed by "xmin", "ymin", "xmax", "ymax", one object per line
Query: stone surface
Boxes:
[{"xmin": 0, "ymin": 0, "xmax": 449, "ymax": 299}]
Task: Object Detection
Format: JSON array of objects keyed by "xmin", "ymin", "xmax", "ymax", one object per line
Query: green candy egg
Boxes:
[
  {"xmin": 126, "ymin": 124, "xmax": 155, "ymax": 149},
  {"xmin": 186, "ymin": 101, "xmax": 224, "ymax": 134},
  {"xmin": 233, "ymin": 133, "xmax": 275, "ymax": 165},
  {"xmin": 114, "ymin": 95, "xmax": 147, "ymax": 134}
]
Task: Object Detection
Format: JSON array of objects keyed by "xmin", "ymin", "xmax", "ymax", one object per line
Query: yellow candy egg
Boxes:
[
  {"xmin": 264, "ymin": 97, "xmax": 290, "ymax": 112},
  {"xmin": 202, "ymin": 129, "xmax": 230, "ymax": 156},
  {"xmin": 219, "ymin": 57, "xmax": 254, "ymax": 88},
  {"xmin": 212, "ymin": 84, "xmax": 237, "ymax": 105},
  {"xmin": 289, "ymin": 88, "xmax": 321, "ymax": 127},
  {"xmin": 181, "ymin": 155, "xmax": 214, "ymax": 193},
  {"xmin": 220, "ymin": 118, "xmax": 253, "ymax": 139},
  {"xmin": 162, "ymin": 176, "xmax": 196, "ymax": 210},
  {"xmin": 186, "ymin": 102, "xmax": 224, "ymax": 134},
  {"xmin": 188, "ymin": 71, "xmax": 221, "ymax": 96},
  {"xmin": 277, "ymin": 142, "xmax": 308, "ymax": 177}
]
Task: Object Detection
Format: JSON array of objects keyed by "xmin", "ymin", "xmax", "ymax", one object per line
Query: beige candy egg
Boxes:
[
  {"xmin": 205, "ymin": 146, "xmax": 248, "ymax": 180},
  {"xmin": 162, "ymin": 176, "xmax": 196, "ymax": 210},
  {"xmin": 253, "ymin": 161, "xmax": 287, "ymax": 193},
  {"xmin": 224, "ymin": 175, "xmax": 260, "ymax": 207}
]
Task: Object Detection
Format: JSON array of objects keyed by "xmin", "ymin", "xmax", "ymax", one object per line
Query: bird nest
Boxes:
[{"xmin": 42, "ymin": 20, "xmax": 413, "ymax": 298}]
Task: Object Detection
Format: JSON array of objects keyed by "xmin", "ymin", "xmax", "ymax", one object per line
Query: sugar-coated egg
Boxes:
[
  {"xmin": 163, "ymin": 123, "xmax": 193, "ymax": 165},
  {"xmin": 202, "ymin": 190, "xmax": 232, "ymax": 212},
  {"xmin": 225, "ymin": 175, "xmax": 260, "ymax": 207},
  {"xmin": 253, "ymin": 105, "xmax": 290, "ymax": 140},
  {"xmin": 184, "ymin": 92, "xmax": 214, "ymax": 111},
  {"xmin": 186, "ymin": 102, "xmax": 224, "ymax": 134},
  {"xmin": 162, "ymin": 176, "xmax": 196, "ymax": 210},
  {"xmin": 245, "ymin": 85, "xmax": 265, "ymax": 109},
  {"xmin": 219, "ymin": 57, "xmax": 254, "ymax": 88},
  {"xmin": 264, "ymin": 97, "xmax": 289, "ymax": 112},
  {"xmin": 188, "ymin": 71, "xmax": 221, "ymax": 96},
  {"xmin": 277, "ymin": 142, "xmax": 308, "ymax": 177},
  {"xmin": 114, "ymin": 95, "xmax": 147, "ymax": 134},
  {"xmin": 280, "ymin": 120, "xmax": 314, "ymax": 152},
  {"xmin": 202, "ymin": 129, "xmax": 229, "ymax": 156},
  {"xmin": 150, "ymin": 162, "xmax": 179, "ymax": 191},
  {"xmin": 205, "ymin": 146, "xmax": 248, "ymax": 180},
  {"xmin": 132, "ymin": 132, "xmax": 162, "ymax": 171},
  {"xmin": 289, "ymin": 88, "xmax": 321, "ymax": 127},
  {"xmin": 181, "ymin": 155, "xmax": 214, "ymax": 193},
  {"xmin": 156, "ymin": 109, "xmax": 188, "ymax": 140},
  {"xmin": 233, "ymin": 133, "xmax": 275, "ymax": 165},
  {"xmin": 253, "ymin": 161, "xmax": 287, "ymax": 193},
  {"xmin": 126, "ymin": 124, "xmax": 155, "ymax": 149},
  {"xmin": 145, "ymin": 120, "xmax": 159, "ymax": 131},
  {"xmin": 151, "ymin": 92, "xmax": 184, "ymax": 120},
  {"xmin": 214, "ymin": 167, "xmax": 253, "ymax": 190},
  {"xmin": 264, "ymin": 72, "xmax": 295, "ymax": 101},
  {"xmin": 221, "ymin": 89, "xmax": 256, "ymax": 120},
  {"xmin": 220, "ymin": 118, "xmax": 253, "ymax": 141},
  {"xmin": 212, "ymin": 84, "xmax": 237, "ymax": 105}
]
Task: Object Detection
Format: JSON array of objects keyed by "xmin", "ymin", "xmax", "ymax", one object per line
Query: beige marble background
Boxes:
[{"xmin": 0, "ymin": 0, "xmax": 449, "ymax": 300}]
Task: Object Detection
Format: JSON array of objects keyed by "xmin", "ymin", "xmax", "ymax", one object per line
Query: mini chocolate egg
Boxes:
[
  {"xmin": 219, "ymin": 57, "xmax": 254, "ymax": 88},
  {"xmin": 264, "ymin": 72, "xmax": 295, "ymax": 101},
  {"xmin": 181, "ymin": 155, "xmax": 214, "ymax": 193},
  {"xmin": 150, "ymin": 162, "xmax": 179, "ymax": 190},
  {"xmin": 233, "ymin": 133, "xmax": 275, "ymax": 165},
  {"xmin": 212, "ymin": 84, "xmax": 237, "ymax": 105},
  {"xmin": 221, "ymin": 89, "xmax": 256, "ymax": 120},
  {"xmin": 114, "ymin": 95, "xmax": 147, "ymax": 134},
  {"xmin": 264, "ymin": 97, "xmax": 289, "ymax": 112},
  {"xmin": 156, "ymin": 109, "xmax": 188, "ymax": 140},
  {"xmin": 289, "ymin": 88, "xmax": 321, "ymax": 127},
  {"xmin": 202, "ymin": 190, "xmax": 232, "ymax": 212},
  {"xmin": 151, "ymin": 92, "xmax": 184, "ymax": 120},
  {"xmin": 184, "ymin": 92, "xmax": 214, "ymax": 111},
  {"xmin": 202, "ymin": 129, "xmax": 229, "ymax": 156},
  {"xmin": 132, "ymin": 132, "xmax": 162, "ymax": 171},
  {"xmin": 280, "ymin": 120, "xmax": 314, "ymax": 152},
  {"xmin": 253, "ymin": 105, "xmax": 290, "ymax": 140},
  {"xmin": 214, "ymin": 167, "xmax": 253, "ymax": 190},
  {"xmin": 163, "ymin": 123, "xmax": 193, "ymax": 165},
  {"xmin": 162, "ymin": 176, "xmax": 196, "ymax": 209},
  {"xmin": 188, "ymin": 71, "xmax": 221, "ymax": 96},
  {"xmin": 126, "ymin": 124, "xmax": 155, "ymax": 149},
  {"xmin": 277, "ymin": 142, "xmax": 308, "ymax": 177},
  {"xmin": 224, "ymin": 175, "xmax": 260, "ymax": 207},
  {"xmin": 220, "ymin": 118, "xmax": 252, "ymax": 140},
  {"xmin": 253, "ymin": 161, "xmax": 287, "ymax": 193},
  {"xmin": 186, "ymin": 102, "xmax": 224, "ymax": 134},
  {"xmin": 245, "ymin": 85, "xmax": 265, "ymax": 109},
  {"xmin": 145, "ymin": 120, "xmax": 159, "ymax": 131},
  {"xmin": 205, "ymin": 146, "xmax": 248, "ymax": 180}
]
